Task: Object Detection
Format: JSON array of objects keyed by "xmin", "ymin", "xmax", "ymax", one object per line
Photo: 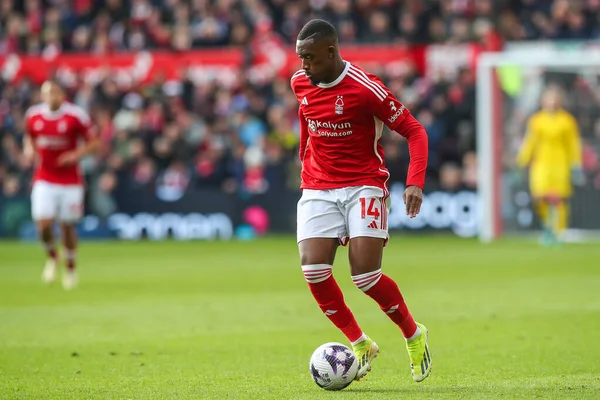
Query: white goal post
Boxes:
[{"xmin": 476, "ymin": 48, "xmax": 600, "ymax": 243}]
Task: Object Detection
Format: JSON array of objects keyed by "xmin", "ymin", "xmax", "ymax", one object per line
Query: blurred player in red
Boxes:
[
  {"xmin": 291, "ymin": 20, "xmax": 431, "ymax": 382},
  {"xmin": 23, "ymin": 80, "xmax": 99, "ymax": 290}
]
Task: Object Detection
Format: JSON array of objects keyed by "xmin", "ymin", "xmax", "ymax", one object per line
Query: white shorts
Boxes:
[
  {"xmin": 297, "ymin": 186, "xmax": 390, "ymax": 245},
  {"xmin": 31, "ymin": 181, "xmax": 84, "ymax": 223}
]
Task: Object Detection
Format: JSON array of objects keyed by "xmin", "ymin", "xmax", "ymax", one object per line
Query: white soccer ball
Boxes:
[{"xmin": 309, "ymin": 342, "xmax": 358, "ymax": 391}]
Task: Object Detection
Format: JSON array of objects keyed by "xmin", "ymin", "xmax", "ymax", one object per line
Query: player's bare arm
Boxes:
[
  {"xmin": 23, "ymin": 132, "xmax": 36, "ymax": 166},
  {"xmin": 23, "ymin": 133, "xmax": 34, "ymax": 159}
]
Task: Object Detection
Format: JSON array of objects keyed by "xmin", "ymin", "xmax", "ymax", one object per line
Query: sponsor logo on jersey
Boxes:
[
  {"xmin": 306, "ymin": 118, "xmax": 353, "ymax": 137},
  {"xmin": 307, "ymin": 119, "xmax": 351, "ymax": 131},
  {"xmin": 36, "ymin": 135, "xmax": 69, "ymax": 149},
  {"xmin": 388, "ymin": 105, "xmax": 406, "ymax": 124},
  {"xmin": 389, "ymin": 101, "xmax": 397, "ymax": 112},
  {"xmin": 301, "ymin": 97, "xmax": 308, "ymax": 105},
  {"xmin": 335, "ymin": 96, "xmax": 344, "ymax": 115}
]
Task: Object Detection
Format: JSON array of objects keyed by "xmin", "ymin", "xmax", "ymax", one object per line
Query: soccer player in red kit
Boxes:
[
  {"xmin": 24, "ymin": 80, "xmax": 99, "ymax": 290},
  {"xmin": 291, "ymin": 20, "xmax": 432, "ymax": 382}
]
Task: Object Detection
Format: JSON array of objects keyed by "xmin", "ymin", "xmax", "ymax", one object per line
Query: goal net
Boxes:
[{"xmin": 477, "ymin": 46, "xmax": 600, "ymax": 242}]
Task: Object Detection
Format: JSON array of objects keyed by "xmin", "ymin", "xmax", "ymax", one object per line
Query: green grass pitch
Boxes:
[{"xmin": 1, "ymin": 235, "xmax": 599, "ymax": 399}]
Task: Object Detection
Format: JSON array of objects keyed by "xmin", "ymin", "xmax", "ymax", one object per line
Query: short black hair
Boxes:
[{"xmin": 297, "ymin": 19, "xmax": 337, "ymax": 42}]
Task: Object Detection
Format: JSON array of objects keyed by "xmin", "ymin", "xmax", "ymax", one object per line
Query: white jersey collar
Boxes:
[{"xmin": 41, "ymin": 103, "xmax": 66, "ymax": 119}]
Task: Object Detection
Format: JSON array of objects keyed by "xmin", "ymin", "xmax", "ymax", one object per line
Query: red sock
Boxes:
[
  {"xmin": 302, "ymin": 264, "xmax": 364, "ymax": 343},
  {"xmin": 45, "ymin": 244, "xmax": 57, "ymax": 260},
  {"xmin": 65, "ymin": 250, "xmax": 76, "ymax": 271},
  {"xmin": 353, "ymin": 269, "xmax": 417, "ymax": 338}
]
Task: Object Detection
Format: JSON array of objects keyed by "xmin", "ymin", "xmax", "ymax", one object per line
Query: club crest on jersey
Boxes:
[
  {"xmin": 335, "ymin": 96, "xmax": 344, "ymax": 115},
  {"xmin": 57, "ymin": 120, "xmax": 67, "ymax": 133},
  {"xmin": 34, "ymin": 120, "xmax": 44, "ymax": 131},
  {"xmin": 308, "ymin": 119, "xmax": 317, "ymax": 132}
]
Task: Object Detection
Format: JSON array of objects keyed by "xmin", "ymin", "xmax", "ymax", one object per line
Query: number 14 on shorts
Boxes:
[
  {"xmin": 359, "ymin": 198, "xmax": 380, "ymax": 219},
  {"xmin": 359, "ymin": 197, "xmax": 387, "ymax": 230}
]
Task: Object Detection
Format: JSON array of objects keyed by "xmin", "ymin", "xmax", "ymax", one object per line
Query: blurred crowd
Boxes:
[
  {"xmin": 1, "ymin": 0, "xmax": 600, "ymax": 218},
  {"xmin": 1, "ymin": 61, "xmax": 480, "ymax": 216},
  {"xmin": 1, "ymin": 0, "xmax": 599, "ymax": 54}
]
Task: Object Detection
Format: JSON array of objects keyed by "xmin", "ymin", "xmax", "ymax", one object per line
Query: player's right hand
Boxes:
[{"xmin": 403, "ymin": 185, "xmax": 423, "ymax": 219}]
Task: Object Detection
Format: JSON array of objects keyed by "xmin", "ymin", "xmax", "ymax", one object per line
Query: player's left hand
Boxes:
[
  {"xmin": 57, "ymin": 151, "xmax": 80, "ymax": 166},
  {"xmin": 403, "ymin": 185, "xmax": 423, "ymax": 219}
]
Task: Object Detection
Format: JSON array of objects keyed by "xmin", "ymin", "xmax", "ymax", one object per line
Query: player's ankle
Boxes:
[
  {"xmin": 65, "ymin": 249, "xmax": 76, "ymax": 270},
  {"xmin": 351, "ymin": 333, "xmax": 368, "ymax": 346},
  {"xmin": 45, "ymin": 245, "xmax": 57, "ymax": 259},
  {"xmin": 406, "ymin": 326, "xmax": 421, "ymax": 342}
]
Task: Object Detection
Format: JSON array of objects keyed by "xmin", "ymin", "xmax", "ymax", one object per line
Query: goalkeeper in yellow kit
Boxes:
[{"xmin": 517, "ymin": 88, "xmax": 584, "ymax": 245}]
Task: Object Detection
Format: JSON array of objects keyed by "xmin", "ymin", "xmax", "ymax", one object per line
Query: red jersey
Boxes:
[
  {"xmin": 290, "ymin": 62, "xmax": 428, "ymax": 192},
  {"xmin": 25, "ymin": 102, "xmax": 94, "ymax": 185}
]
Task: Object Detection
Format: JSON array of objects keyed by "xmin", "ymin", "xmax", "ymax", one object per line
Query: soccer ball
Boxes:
[{"xmin": 309, "ymin": 342, "xmax": 358, "ymax": 391}]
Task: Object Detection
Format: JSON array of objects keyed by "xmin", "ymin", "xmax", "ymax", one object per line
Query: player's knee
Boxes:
[
  {"xmin": 298, "ymin": 239, "xmax": 337, "ymax": 266},
  {"xmin": 37, "ymin": 219, "xmax": 53, "ymax": 232},
  {"xmin": 348, "ymin": 252, "xmax": 381, "ymax": 276},
  {"xmin": 60, "ymin": 222, "xmax": 78, "ymax": 239},
  {"xmin": 300, "ymin": 253, "xmax": 331, "ymax": 266},
  {"xmin": 60, "ymin": 220, "xmax": 77, "ymax": 229}
]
